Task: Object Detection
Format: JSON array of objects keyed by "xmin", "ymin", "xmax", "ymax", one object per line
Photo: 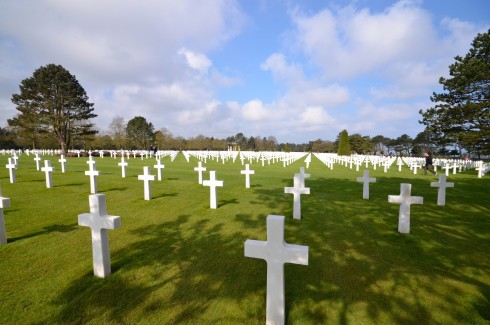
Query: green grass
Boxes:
[{"xmin": 0, "ymin": 153, "xmax": 489, "ymax": 324}]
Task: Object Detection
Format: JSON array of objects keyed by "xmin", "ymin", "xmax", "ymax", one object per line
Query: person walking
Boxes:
[{"xmin": 424, "ymin": 152, "xmax": 437, "ymax": 176}]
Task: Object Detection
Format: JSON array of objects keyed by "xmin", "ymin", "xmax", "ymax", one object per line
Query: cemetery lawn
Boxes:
[{"xmin": 0, "ymin": 153, "xmax": 489, "ymax": 324}]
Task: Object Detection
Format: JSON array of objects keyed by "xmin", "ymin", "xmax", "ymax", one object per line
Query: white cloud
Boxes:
[
  {"xmin": 297, "ymin": 106, "xmax": 336, "ymax": 132},
  {"xmin": 178, "ymin": 47, "xmax": 212, "ymax": 74},
  {"xmin": 242, "ymin": 99, "xmax": 269, "ymax": 121},
  {"xmin": 290, "ymin": 0, "xmax": 483, "ymax": 80}
]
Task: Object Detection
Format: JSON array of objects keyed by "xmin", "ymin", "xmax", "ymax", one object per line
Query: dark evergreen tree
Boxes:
[
  {"xmin": 9, "ymin": 64, "xmax": 97, "ymax": 152},
  {"xmin": 337, "ymin": 129, "xmax": 351, "ymax": 156}
]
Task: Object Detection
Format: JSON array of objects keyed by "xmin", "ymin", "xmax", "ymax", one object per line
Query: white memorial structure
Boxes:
[{"xmin": 245, "ymin": 215, "xmax": 308, "ymax": 325}]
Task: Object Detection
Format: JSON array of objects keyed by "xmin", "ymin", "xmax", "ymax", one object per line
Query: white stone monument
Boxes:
[
  {"xmin": 0, "ymin": 185, "xmax": 11, "ymax": 245},
  {"xmin": 194, "ymin": 161, "xmax": 207, "ymax": 185},
  {"xmin": 297, "ymin": 167, "xmax": 310, "ymax": 188},
  {"xmin": 357, "ymin": 170, "xmax": 376, "ymax": 199},
  {"xmin": 85, "ymin": 158, "xmax": 100, "ymax": 194},
  {"xmin": 5, "ymin": 158, "xmax": 16, "ymax": 183},
  {"xmin": 284, "ymin": 174, "xmax": 310, "ymax": 220},
  {"xmin": 202, "ymin": 171, "xmax": 223, "ymax": 209},
  {"xmin": 78, "ymin": 194, "xmax": 121, "ymax": 278},
  {"xmin": 118, "ymin": 156, "xmax": 128, "ymax": 178},
  {"xmin": 244, "ymin": 215, "xmax": 308, "ymax": 325},
  {"xmin": 59, "ymin": 155, "xmax": 67, "ymax": 173},
  {"xmin": 154, "ymin": 159, "xmax": 165, "ymax": 181},
  {"xmin": 240, "ymin": 164, "xmax": 255, "ymax": 189},
  {"xmin": 41, "ymin": 160, "xmax": 55, "ymax": 188},
  {"xmin": 388, "ymin": 183, "xmax": 423, "ymax": 234},
  {"xmin": 34, "ymin": 153, "xmax": 41, "ymax": 171},
  {"xmin": 430, "ymin": 174, "xmax": 454, "ymax": 206},
  {"xmin": 138, "ymin": 166, "xmax": 155, "ymax": 200}
]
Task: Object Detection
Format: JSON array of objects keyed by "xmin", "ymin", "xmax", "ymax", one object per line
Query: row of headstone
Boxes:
[{"xmin": 312, "ymin": 153, "xmax": 485, "ymax": 177}]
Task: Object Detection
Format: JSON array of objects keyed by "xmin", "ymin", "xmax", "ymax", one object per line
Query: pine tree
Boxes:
[
  {"xmin": 337, "ymin": 129, "xmax": 351, "ymax": 156},
  {"xmin": 9, "ymin": 64, "xmax": 97, "ymax": 152}
]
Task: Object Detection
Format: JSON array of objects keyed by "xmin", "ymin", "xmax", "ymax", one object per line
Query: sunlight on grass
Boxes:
[{"xmin": 0, "ymin": 153, "xmax": 489, "ymax": 324}]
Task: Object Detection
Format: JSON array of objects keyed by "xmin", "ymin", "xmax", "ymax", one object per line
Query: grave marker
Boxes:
[
  {"xmin": 284, "ymin": 174, "xmax": 310, "ymax": 220},
  {"xmin": 357, "ymin": 170, "xmax": 376, "ymax": 199},
  {"xmin": 5, "ymin": 158, "xmax": 16, "ymax": 183},
  {"xmin": 41, "ymin": 160, "xmax": 54, "ymax": 188},
  {"xmin": 118, "ymin": 157, "xmax": 128, "ymax": 178},
  {"xmin": 240, "ymin": 164, "xmax": 255, "ymax": 189},
  {"xmin": 138, "ymin": 166, "xmax": 155, "ymax": 200},
  {"xmin": 34, "ymin": 153, "xmax": 41, "ymax": 171},
  {"xmin": 388, "ymin": 183, "xmax": 423, "ymax": 233},
  {"xmin": 85, "ymin": 158, "xmax": 100, "ymax": 194},
  {"xmin": 244, "ymin": 215, "xmax": 308, "ymax": 325},
  {"xmin": 202, "ymin": 171, "xmax": 223, "ymax": 209},
  {"xmin": 0, "ymin": 185, "xmax": 11, "ymax": 245},
  {"xmin": 194, "ymin": 161, "xmax": 207, "ymax": 185},
  {"xmin": 154, "ymin": 159, "xmax": 165, "ymax": 181},
  {"xmin": 78, "ymin": 194, "xmax": 121, "ymax": 278},
  {"xmin": 430, "ymin": 174, "xmax": 454, "ymax": 206},
  {"xmin": 59, "ymin": 155, "xmax": 67, "ymax": 173}
]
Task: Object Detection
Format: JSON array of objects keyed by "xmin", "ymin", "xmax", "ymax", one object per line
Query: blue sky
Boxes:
[{"xmin": 0, "ymin": 0, "xmax": 488, "ymax": 143}]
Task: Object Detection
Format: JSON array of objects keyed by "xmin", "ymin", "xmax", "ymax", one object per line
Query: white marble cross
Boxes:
[
  {"xmin": 202, "ymin": 171, "xmax": 223, "ymax": 209},
  {"xmin": 443, "ymin": 163, "xmax": 451, "ymax": 176},
  {"xmin": 34, "ymin": 153, "xmax": 42, "ymax": 171},
  {"xmin": 194, "ymin": 161, "xmax": 207, "ymax": 185},
  {"xmin": 58, "ymin": 155, "xmax": 67, "ymax": 173},
  {"xmin": 138, "ymin": 166, "xmax": 155, "ymax": 200},
  {"xmin": 304, "ymin": 154, "xmax": 311, "ymax": 169},
  {"xmin": 5, "ymin": 158, "xmax": 16, "ymax": 183},
  {"xmin": 118, "ymin": 156, "xmax": 128, "ymax": 178},
  {"xmin": 412, "ymin": 161, "xmax": 419, "ymax": 175},
  {"xmin": 430, "ymin": 174, "xmax": 454, "ymax": 206},
  {"xmin": 41, "ymin": 160, "xmax": 55, "ymax": 188},
  {"xmin": 297, "ymin": 167, "xmax": 311, "ymax": 188},
  {"xmin": 85, "ymin": 158, "xmax": 100, "ymax": 194},
  {"xmin": 78, "ymin": 194, "xmax": 121, "ymax": 278},
  {"xmin": 388, "ymin": 183, "xmax": 423, "ymax": 233},
  {"xmin": 284, "ymin": 174, "xmax": 310, "ymax": 220},
  {"xmin": 240, "ymin": 164, "xmax": 255, "ymax": 189},
  {"xmin": 244, "ymin": 215, "xmax": 308, "ymax": 325},
  {"xmin": 153, "ymin": 159, "xmax": 165, "ymax": 181},
  {"xmin": 0, "ymin": 185, "xmax": 11, "ymax": 245},
  {"xmin": 357, "ymin": 170, "xmax": 376, "ymax": 199}
]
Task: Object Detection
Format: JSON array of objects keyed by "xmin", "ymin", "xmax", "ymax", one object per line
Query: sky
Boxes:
[{"xmin": 0, "ymin": 0, "xmax": 488, "ymax": 144}]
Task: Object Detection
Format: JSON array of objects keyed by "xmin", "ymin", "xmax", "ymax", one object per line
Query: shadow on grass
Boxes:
[
  {"xmin": 9, "ymin": 223, "xmax": 79, "ymax": 243},
  {"xmin": 49, "ymin": 173, "xmax": 489, "ymax": 324},
  {"xmin": 52, "ymin": 214, "xmax": 267, "ymax": 324}
]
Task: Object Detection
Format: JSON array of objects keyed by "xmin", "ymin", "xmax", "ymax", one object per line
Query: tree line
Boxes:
[{"xmin": 2, "ymin": 30, "xmax": 488, "ymax": 157}]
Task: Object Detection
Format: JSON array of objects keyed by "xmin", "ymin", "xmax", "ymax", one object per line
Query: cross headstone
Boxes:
[
  {"xmin": 304, "ymin": 154, "xmax": 311, "ymax": 169},
  {"xmin": 194, "ymin": 161, "xmax": 207, "ymax": 185},
  {"xmin": 34, "ymin": 153, "xmax": 42, "ymax": 171},
  {"xmin": 85, "ymin": 158, "xmax": 100, "ymax": 194},
  {"xmin": 297, "ymin": 167, "xmax": 311, "ymax": 188},
  {"xmin": 118, "ymin": 157, "xmax": 128, "ymax": 178},
  {"xmin": 412, "ymin": 161, "xmax": 419, "ymax": 175},
  {"xmin": 58, "ymin": 155, "xmax": 67, "ymax": 173},
  {"xmin": 443, "ymin": 163, "xmax": 451, "ymax": 176},
  {"xmin": 138, "ymin": 166, "xmax": 155, "ymax": 201},
  {"xmin": 244, "ymin": 215, "xmax": 308, "ymax": 325},
  {"xmin": 284, "ymin": 174, "xmax": 310, "ymax": 220},
  {"xmin": 240, "ymin": 164, "xmax": 255, "ymax": 189},
  {"xmin": 430, "ymin": 174, "xmax": 454, "ymax": 206},
  {"xmin": 41, "ymin": 160, "xmax": 55, "ymax": 188},
  {"xmin": 78, "ymin": 194, "xmax": 121, "ymax": 278},
  {"xmin": 388, "ymin": 183, "xmax": 423, "ymax": 233},
  {"xmin": 202, "ymin": 171, "xmax": 223, "ymax": 209},
  {"xmin": 6, "ymin": 158, "xmax": 16, "ymax": 183},
  {"xmin": 154, "ymin": 159, "xmax": 165, "ymax": 181},
  {"xmin": 0, "ymin": 185, "xmax": 11, "ymax": 245},
  {"xmin": 357, "ymin": 170, "xmax": 376, "ymax": 199}
]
